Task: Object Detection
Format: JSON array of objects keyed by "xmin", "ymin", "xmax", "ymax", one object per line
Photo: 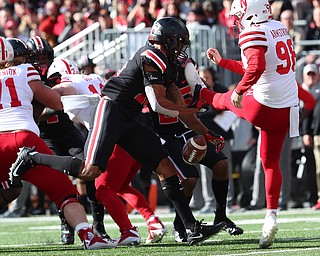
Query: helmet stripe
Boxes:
[
  {"xmin": 0, "ymin": 37, "xmax": 5, "ymax": 61},
  {"xmin": 33, "ymin": 36, "xmax": 44, "ymax": 51},
  {"xmin": 61, "ymin": 59, "xmax": 72, "ymax": 74}
]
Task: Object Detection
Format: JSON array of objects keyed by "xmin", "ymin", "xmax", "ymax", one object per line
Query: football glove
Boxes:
[{"xmin": 205, "ymin": 130, "xmax": 225, "ymax": 154}]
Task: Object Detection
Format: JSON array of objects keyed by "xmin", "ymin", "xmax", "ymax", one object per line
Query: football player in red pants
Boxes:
[
  {"xmin": 188, "ymin": 0, "xmax": 301, "ymax": 249},
  {"xmin": 0, "ymin": 37, "xmax": 117, "ymax": 250}
]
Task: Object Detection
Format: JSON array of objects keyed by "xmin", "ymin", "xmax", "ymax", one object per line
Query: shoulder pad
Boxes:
[{"xmin": 141, "ymin": 48, "xmax": 168, "ymax": 74}]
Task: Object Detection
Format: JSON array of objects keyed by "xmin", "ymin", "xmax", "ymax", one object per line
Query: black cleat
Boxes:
[
  {"xmin": 93, "ymin": 221, "xmax": 111, "ymax": 239},
  {"xmin": 187, "ymin": 220, "xmax": 225, "ymax": 246},
  {"xmin": 9, "ymin": 147, "xmax": 37, "ymax": 186},
  {"xmin": 61, "ymin": 217, "xmax": 75, "ymax": 245},
  {"xmin": 215, "ymin": 217, "xmax": 243, "ymax": 236}
]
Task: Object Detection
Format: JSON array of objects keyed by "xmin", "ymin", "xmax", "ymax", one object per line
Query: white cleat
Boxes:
[
  {"xmin": 146, "ymin": 216, "xmax": 168, "ymax": 244},
  {"xmin": 259, "ymin": 213, "xmax": 278, "ymax": 249}
]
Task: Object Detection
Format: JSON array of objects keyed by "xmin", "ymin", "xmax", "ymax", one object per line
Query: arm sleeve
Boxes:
[
  {"xmin": 219, "ymin": 58, "xmax": 245, "ymax": 75},
  {"xmin": 235, "ymin": 46, "xmax": 267, "ymax": 95},
  {"xmin": 145, "ymin": 85, "xmax": 179, "ymax": 117}
]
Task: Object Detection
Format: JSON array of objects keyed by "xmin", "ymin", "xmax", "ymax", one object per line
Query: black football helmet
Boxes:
[
  {"xmin": 148, "ymin": 17, "xmax": 190, "ymax": 61},
  {"xmin": 26, "ymin": 36, "xmax": 54, "ymax": 80},
  {"xmin": 6, "ymin": 38, "xmax": 33, "ymax": 59}
]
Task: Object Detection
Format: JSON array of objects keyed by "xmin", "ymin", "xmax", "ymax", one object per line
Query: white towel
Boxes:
[
  {"xmin": 289, "ymin": 105, "xmax": 300, "ymax": 138},
  {"xmin": 61, "ymin": 94, "xmax": 101, "ymax": 112}
]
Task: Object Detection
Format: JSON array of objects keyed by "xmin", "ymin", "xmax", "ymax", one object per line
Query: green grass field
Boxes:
[{"xmin": 1, "ymin": 208, "xmax": 320, "ymax": 256}]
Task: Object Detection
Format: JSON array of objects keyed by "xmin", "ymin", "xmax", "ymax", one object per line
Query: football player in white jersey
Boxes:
[
  {"xmin": 188, "ymin": 0, "xmax": 299, "ymax": 249},
  {"xmin": 1, "ymin": 37, "xmax": 117, "ymax": 250}
]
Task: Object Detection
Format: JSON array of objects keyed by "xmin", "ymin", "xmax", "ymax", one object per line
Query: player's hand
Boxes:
[
  {"xmin": 79, "ymin": 165, "xmax": 102, "ymax": 181},
  {"xmin": 207, "ymin": 48, "xmax": 222, "ymax": 64},
  {"xmin": 231, "ymin": 90, "xmax": 243, "ymax": 109},
  {"xmin": 45, "ymin": 72, "xmax": 62, "ymax": 88},
  {"xmin": 205, "ymin": 130, "xmax": 225, "ymax": 153}
]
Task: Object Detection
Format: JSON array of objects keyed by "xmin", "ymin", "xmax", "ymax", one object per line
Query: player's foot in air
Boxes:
[
  {"xmin": 187, "ymin": 220, "xmax": 225, "ymax": 245},
  {"xmin": 189, "ymin": 84, "xmax": 206, "ymax": 109},
  {"xmin": 259, "ymin": 213, "xmax": 278, "ymax": 249},
  {"xmin": 9, "ymin": 147, "xmax": 37, "ymax": 186}
]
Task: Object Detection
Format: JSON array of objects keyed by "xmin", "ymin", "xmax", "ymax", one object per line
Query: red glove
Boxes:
[{"xmin": 205, "ymin": 130, "xmax": 225, "ymax": 154}]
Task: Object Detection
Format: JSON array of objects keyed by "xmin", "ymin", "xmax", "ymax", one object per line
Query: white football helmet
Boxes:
[
  {"xmin": 0, "ymin": 37, "xmax": 14, "ymax": 62},
  {"xmin": 230, "ymin": 0, "xmax": 272, "ymax": 31},
  {"xmin": 47, "ymin": 58, "xmax": 80, "ymax": 78}
]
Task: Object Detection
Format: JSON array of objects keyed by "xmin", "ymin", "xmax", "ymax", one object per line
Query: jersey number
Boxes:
[
  {"xmin": 275, "ymin": 39, "xmax": 296, "ymax": 75},
  {"xmin": 0, "ymin": 78, "xmax": 22, "ymax": 109}
]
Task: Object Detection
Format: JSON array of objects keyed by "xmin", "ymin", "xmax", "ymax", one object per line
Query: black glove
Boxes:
[
  {"xmin": 45, "ymin": 72, "xmax": 62, "ymax": 88},
  {"xmin": 205, "ymin": 130, "xmax": 225, "ymax": 154}
]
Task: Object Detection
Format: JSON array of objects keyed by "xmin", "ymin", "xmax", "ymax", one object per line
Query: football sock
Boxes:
[
  {"xmin": 160, "ymin": 175, "xmax": 196, "ymax": 230},
  {"xmin": 212, "ymin": 179, "xmax": 229, "ymax": 219},
  {"xmin": 174, "ymin": 195, "xmax": 192, "ymax": 229},
  {"xmin": 91, "ymin": 200, "xmax": 105, "ymax": 223},
  {"xmin": 31, "ymin": 153, "xmax": 82, "ymax": 177}
]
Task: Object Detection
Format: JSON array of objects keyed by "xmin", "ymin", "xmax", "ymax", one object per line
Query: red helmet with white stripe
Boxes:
[
  {"xmin": 47, "ymin": 58, "xmax": 80, "ymax": 78},
  {"xmin": 0, "ymin": 37, "xmax": 14, "ymax": 62}
]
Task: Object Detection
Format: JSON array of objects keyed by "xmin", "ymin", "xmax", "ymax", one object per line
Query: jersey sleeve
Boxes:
[
  {"xmin": 26, "ymin": 64, "xmax": 41, "ymax": 82},
  {"xmin": 140, "ymin": 49, "xmax": 167, "ymax": 74},
  {"xmin": 238, "ymin": 26, "xmax": 269, "ymax": 51}
]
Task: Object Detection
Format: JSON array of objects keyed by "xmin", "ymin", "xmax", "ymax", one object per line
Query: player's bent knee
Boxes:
[
  {"xmin": 60, "ymin": 194, "xmax": 80, "ymax": 210},
  {"xmin": 155, "ymin": 157, "xmax": 176, "ymax": 180},
  {"xmin": 0, "ymin": 187, "xmax": 22, "ymax": 208},
  {"xmin": 212, "ymin": 159, "xmax": 229, "ymax": 180}
]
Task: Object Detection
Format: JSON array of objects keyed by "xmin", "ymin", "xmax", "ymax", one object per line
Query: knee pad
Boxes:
[{"xmin": 60, "ymin": 194, "xmax": 80, "ymax": 211}]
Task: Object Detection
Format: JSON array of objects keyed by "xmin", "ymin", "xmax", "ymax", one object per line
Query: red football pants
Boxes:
[
  {"xmin": 95, "ymin": 145, "xmax": 154, "ymax": 232},
  {"xmin": 205, "ymin": 89, "xmax": 290, "ymax": 209}
]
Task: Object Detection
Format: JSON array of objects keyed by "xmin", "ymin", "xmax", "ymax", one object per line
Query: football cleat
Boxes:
[
  {"xmin": 214, "ymin": 217, "xmax": 243, "ymax": 236},
  {"xmin": 9, "ymin": 147, "xmax": 37, "ymax": 186},
  {"xmin": 93, "ymin": 220, "xmax": 111, "ymax": 239},
  {"xmin": 118, "ymin": 226, "xmax": 141, "ymax": 246},
  {"xmin": 78, "ymin": 227, "xmax": 117, "ymax": 250},
  {"xmin": 146, "ymin": 216, "xmax": 168, "ymax": 244},
  {"xmin": 60, "ymin": 215, "xmax": 75, "ymax": 245},
  {"xmin": 172, "ymin": 224, "xmax": 188, "ymax": 243},
  {"xmin": 259, "ymin": 213, "xmax": 278, "ymax": 249},
  {"xmin": 187, "ymin": 220, "xmax": 225, "ymax": 246}
]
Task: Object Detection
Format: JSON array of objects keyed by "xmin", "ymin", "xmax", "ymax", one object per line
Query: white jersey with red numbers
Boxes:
[
  {"xmin": 238, "ymin": 19, "xmax": 298, "ymax": 108},
  {"xmin": 60, "ymin": 73, "xmax": 105, "ymax": 130},
  {"xmin": 0, "ymin": 63, "xmax": 41, "ymax": 135}
]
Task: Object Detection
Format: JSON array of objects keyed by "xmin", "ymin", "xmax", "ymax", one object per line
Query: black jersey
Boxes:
[
  {"xmin": 38, "ymin": 110, "xmax": 79, "ymax": 139},
  {"xmin": 101, "ymin": 45, "xmax": 172, "ymax": 118},
  {"xmin": 149, "ymin": 58, "xmax": 194, "ymax": 136}
]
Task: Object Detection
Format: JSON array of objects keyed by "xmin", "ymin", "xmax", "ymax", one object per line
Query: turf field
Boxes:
[{"xmin": 0, "ymin": 208, "xmax": 320, "ymax": 256}]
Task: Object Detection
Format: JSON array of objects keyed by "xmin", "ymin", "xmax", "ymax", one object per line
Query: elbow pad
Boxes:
[{"xmin": 145, "ymin": 85, "xmax": 179, "ymax": 117}]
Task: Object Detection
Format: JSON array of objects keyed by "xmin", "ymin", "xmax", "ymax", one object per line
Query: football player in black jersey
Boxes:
[
  {"xmin": 26, "ymin": 36, "xmax": 110, "ymax": 245},
  {"xmin": 11, "ymin": 18, "xmax": 226, "ymax": 245},
  {"xmin": 148, "ymin": 57, "xmax": 243, "ymax": 242}
]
